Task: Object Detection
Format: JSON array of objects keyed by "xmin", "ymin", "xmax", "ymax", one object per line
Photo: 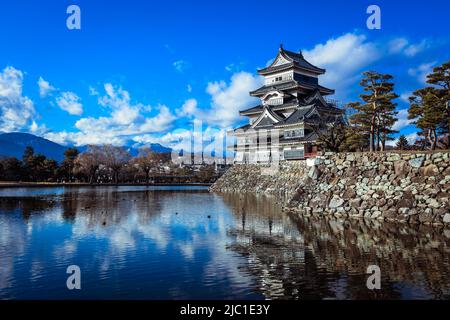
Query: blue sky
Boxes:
[{"xmin": 0, "ymin": 0, "xmax": 449, "ymax": 149}]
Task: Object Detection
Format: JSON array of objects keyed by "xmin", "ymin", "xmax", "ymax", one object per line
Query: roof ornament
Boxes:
[
  {"xmin": 279, "ymin": 43, "xmax": 284, "ymax": 51},
  {"xmin": 298, "ymin": 50, "xmax": 304, "ymax": 58}
]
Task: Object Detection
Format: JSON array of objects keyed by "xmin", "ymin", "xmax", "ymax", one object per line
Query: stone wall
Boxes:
[
  {"xmin": 210, "ymin": 152, "xmax": 450, "ymax": 226},
  {"xmin": 209, "ymin": 160, "xmax": 308, "ymax": 200}
]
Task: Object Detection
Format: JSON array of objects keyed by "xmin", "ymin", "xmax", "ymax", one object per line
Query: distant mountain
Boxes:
[
  {"xmin": 0, "ymin": 132, "xmax": 68, "ymax": 162},
  {"xmin": 0, "ymin": 132, "xmax": 172, "ymax": 162},
  {"xmin": 127, "ymin": 144, "xmax": 172, "ymax": 156}
]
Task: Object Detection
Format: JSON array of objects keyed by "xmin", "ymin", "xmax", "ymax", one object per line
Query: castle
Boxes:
[{"xmin": 233, "ymin": 45, "xmax": 344, "ymax": 163}]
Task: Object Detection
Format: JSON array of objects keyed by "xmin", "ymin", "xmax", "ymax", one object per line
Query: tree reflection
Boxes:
[{"xmin": 222, "ymin": 193, "xmax": 450, "ymax": 300}]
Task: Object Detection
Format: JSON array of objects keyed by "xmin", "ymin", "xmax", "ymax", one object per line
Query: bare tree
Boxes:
[
  {"xmin": 132, "ymin": 147, "xmax": 167, "ymax": 184},
  {"xmin": 75, "ymin": 145, "xmax": 105, "ymax": 184},
  {"xmin": 102, "ymin": 145, "xmax": 131, "ymax": 184}
]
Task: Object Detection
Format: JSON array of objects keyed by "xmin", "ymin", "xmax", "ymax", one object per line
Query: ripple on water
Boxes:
[{"xmin": 0, "ymin": 187, "xmax": 450, "ymax": 299}]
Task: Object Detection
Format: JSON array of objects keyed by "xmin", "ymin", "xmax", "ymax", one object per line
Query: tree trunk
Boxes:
[
  {"xmin": 380, "ymin": 127, "xmax": 385, "ymax": 152},
  {"xmin": 370, "ymin": 114, "xmax": 376, "ymax": 152},
  {"xmin": 89, "ymin": 166, "xmax": 97, "ymax": 184},
  {"xmin": 431, "ymin": 129, "xmax": 437, "ymax": 150},
  {"xmin": 377, "ymin": 128, "xmax": 381, "ymax": 151},
  {"xmin": 146, "ymin": 169, "xmax": 150, "ymax": 185}
]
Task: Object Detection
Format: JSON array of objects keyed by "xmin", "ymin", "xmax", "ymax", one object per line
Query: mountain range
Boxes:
[{"xmin": 0, "ymin": 132, "xmax": 172, "ymax": 162}]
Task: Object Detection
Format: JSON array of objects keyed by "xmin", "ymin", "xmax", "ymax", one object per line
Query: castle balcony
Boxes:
[{"xmin": 304, "ymin": 152, "xmax": 318, "ymax": 159}]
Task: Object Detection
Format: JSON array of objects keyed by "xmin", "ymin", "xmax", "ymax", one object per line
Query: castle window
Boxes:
[{"xmin": 284, "ymin": 129, "xmax": 304, "ymax": 139}]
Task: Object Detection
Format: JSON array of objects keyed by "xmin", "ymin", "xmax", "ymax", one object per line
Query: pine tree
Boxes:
[
  {"xmin": 58, "ymin": 148, "xmax": 79, "ymax": 182},
  {"xmin": 349, "ymin": 71, "xmax": 399, "ymax": 152},
  {"xmin": 316, "ymin": 122, "xmax": 347, "ymax": 152},
  {"xmin": 396, "ymin": 135, "xmax": 410, "ymax": 150},
  {"xmin": 424, "ymin": 61, "xmax": 450, "ymax": 147},
  {"xmin": 22, "ymin": 146, "xmax": 34, "ymax": 164},
  {"xmin": 408, "ymin": 87, "xmax": 446, "ymax": 150}
]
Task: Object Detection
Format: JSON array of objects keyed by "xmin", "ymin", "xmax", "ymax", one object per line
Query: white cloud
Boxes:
[
  {"xmin": 388, "ymin": 38, "xmax": 430, "ymax": 57},
  {"xmin": 393, "ymin": 108, "xmax": 414, "ymax": 131},
  {"xmin": 405, "ymin": 132, "xmax": 419, "ymax": 144},
  {"xmin": 37, "ymin": 77, "xmax": 56, "ymax": 98},
  {"xmin": 225, "ymin": 64, "xmax": 234, "ymax": 72},
  {"xmin": 400, "ymin": 91, "xmax": 413, "ymax": 103},
  {"xmin": 29, "ymin": 121, "xmax": 48, "ymax": 135},
  {"xmin": 44, "ymin": 130, "xmax": 125, "ymax": 146},
  {"xmin": 303, "ymin": 33, "xmax": 381, "ymax": 98},
  {"xmin": 56, "ymin": 91, "xmax": 83, "ymax": 115},
  {"xmin": 187, "ymin": 84, "xmax": 192, "ymax": 93},
  {"xmin": 0, "ymin": 66, "xmax": 37, "ymax": 132},
  {"xmin": 202, "ymin": 71, "xmax": 263, "ymax": 127},
  {"xmin": 173, "ymin": 60, "xmax": 189, "ymax": 72},
  {"xmin": 132, "ymin": 124, "xmax": 229, "ymax": 156},
  {"xmin": 176, "ymin": 98, "xmax": 198, "ymax": 118},
  {"xmin": 133, "ymin": 129, "xmax": 192, "ymax": 150},
  {"xmin": 43, "ymin": 131, "xmax": 68, "ymax": 145},
  {"xmin": 301, "ymin": 33, "xmax": 433, "ymax": 100},
  {"xmin": 45, "ymin": 84, "xmax": 176, "ymax": 146},
  {"xmin": 37, "ymin": 76, "xmax": 85, "ymax": 116},
  {"xmin": 404, "ymin": 41, "xmax": 429, "ymax": 57},
  {"xmin": 89, "ymin": 86, "xmax": 99, "ymax": 96},
  {"xmin": 408, "ymin": 62, "xmax": 436, "ymax": 84},
  {"xmin": 140, "ymin": 105, "xmax": 176, "ymax": 132},
  {"xmin": 98, "ymin": 84, "xmax": 142, "ymax": 125},
  {"xmin": 225, "ymin": 62, "xmax": 245, "ymax": 73},
  {"xmin": 388, "ymin": 131, "xmax": 419, "ymax": 147},
  {"xmin": 388, "ymin": 38, "xmax": 409, "ymax": 54}
]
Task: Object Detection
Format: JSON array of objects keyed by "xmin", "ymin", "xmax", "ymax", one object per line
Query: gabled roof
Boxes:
[
  {"xmin": 239, "ymin": 100, "xmax": 299, "ymax": 116},
  {"xmin": 300, "ymin": 90, "xmax": 342, "ymax": 113},
  {"xmin": 303, "ymin": 90, "xmax": 330, "ymax": 107},
  {"xmin": 234, "ymin": 123, "xmax": 251, "ymax": 131},
  {"xmin": 273, "ymin": 99, "xmax": 344, "ymax": 128},
  {"xmin": 258, "ymin": 45, "xmax": 325, "ymax": 76},
  {"xmin": 276, "ymin": 105, "xmax": 316, "ymax": 126},
  {"xmin": 239, "ymin": 105, "xmax": 264, "ymax": 115},
  {"xmin": 251, "ymin": 106, "xmax": 285, "ymax": 128}
]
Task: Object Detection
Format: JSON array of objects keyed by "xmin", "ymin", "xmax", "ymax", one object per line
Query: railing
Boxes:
[
  {"xmin": 266, "ymin": 98, "xmax": 283, "ymax": 106},
  {"xmin": 324, "ymin": 97, "xmax": 345, "ymax": 109}
]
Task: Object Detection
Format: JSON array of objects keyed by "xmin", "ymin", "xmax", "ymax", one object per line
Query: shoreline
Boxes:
[
  {"xmin": 0, "ymin": 182, "xmax": 213, "ymax": 188},
  {"xmin": 210, "ymin": 151, "xmax": 450, "ymax": 226}
]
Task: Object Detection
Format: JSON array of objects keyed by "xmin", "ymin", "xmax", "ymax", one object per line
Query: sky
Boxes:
[{"xmin": 0, "ymin": 0, "xmax": 449, "ymax": 150}]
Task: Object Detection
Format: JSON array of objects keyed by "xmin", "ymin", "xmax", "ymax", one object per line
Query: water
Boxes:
[{"xmin": 0, "ymin": 186, "xmax": 449, "ymax": 300}]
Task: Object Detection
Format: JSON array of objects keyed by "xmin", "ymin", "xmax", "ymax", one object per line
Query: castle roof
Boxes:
[
  {"xmin": 257, "ymin": 45, "xmax": 325, "ymax": 76},
  {"xmin": 249, "ymin": 80, "xmax": 334, "ymax": 97},
  {"xmin": 236, "ymin": 90, "xmax": 344, "ymax": 132}
]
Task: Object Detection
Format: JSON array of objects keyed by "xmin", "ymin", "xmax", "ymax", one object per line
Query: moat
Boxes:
[{"xmin": 0, "ymin": 186, "xmax": 449, "ymax": 299}]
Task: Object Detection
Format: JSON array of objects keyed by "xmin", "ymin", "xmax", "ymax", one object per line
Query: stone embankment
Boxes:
[
  {"xmin": 210, "ymin": 152, "xmax": 450, "ymax": 225},
  {"xmin": 209, "ymin": 161, "xmax": 308, "ymax": 200}
]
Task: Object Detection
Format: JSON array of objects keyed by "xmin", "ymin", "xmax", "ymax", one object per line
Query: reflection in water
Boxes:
[
  {"xmin": 221, "ymin": 193, "xmax": 450, "ymax": 300},
  {"xmin": 0, "ymin": 187, "xmax": 449, "ymax": 300}
]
